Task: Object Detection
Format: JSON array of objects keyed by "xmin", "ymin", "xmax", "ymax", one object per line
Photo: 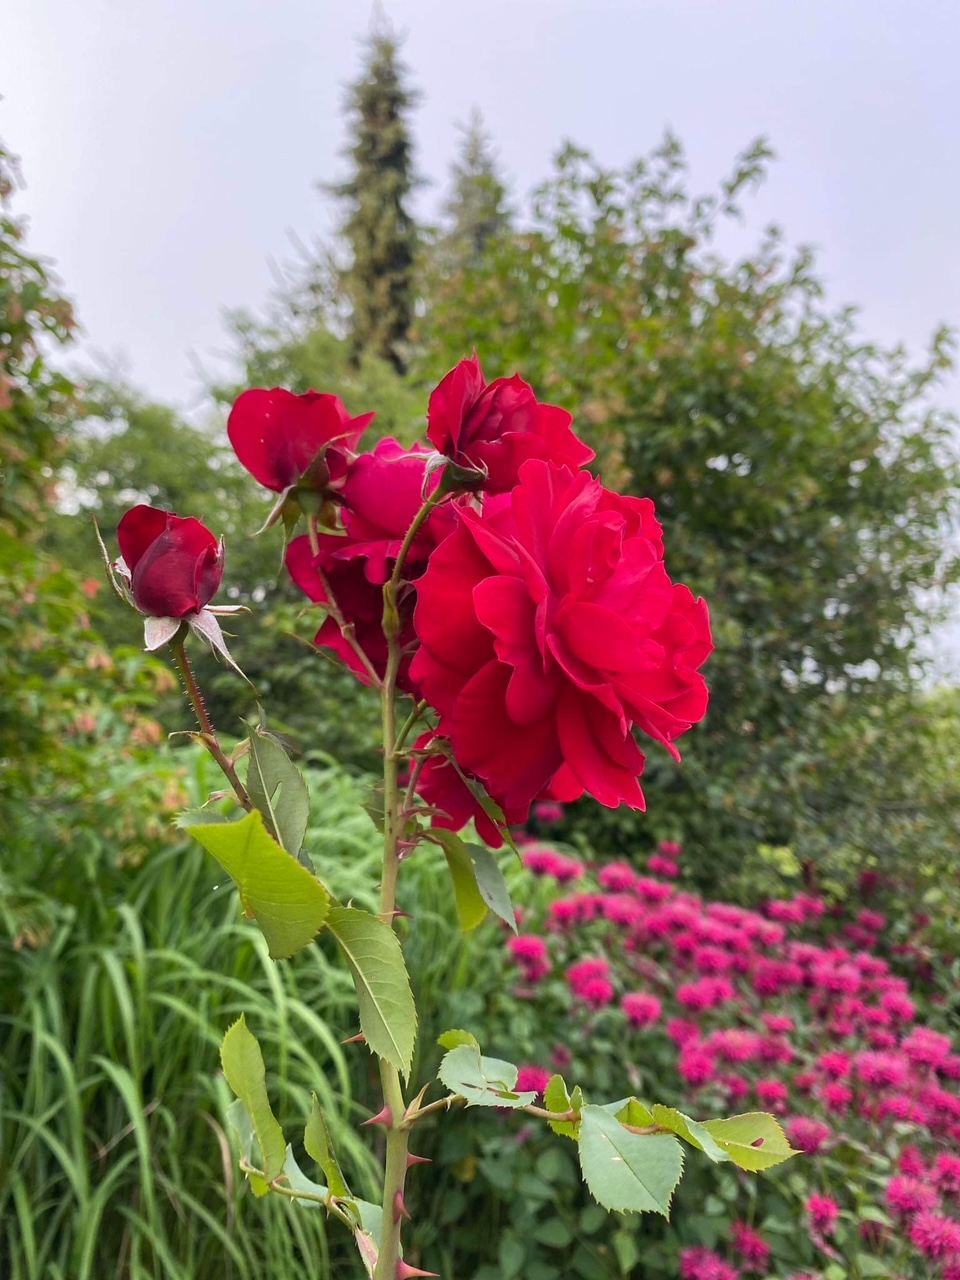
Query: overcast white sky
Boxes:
[
  {"xmin": 4, "ymin": 0, "xmax": 960, "ymax": 669},
  {"xmin": 3, "ymin": 0, "xmax": 958, "ymax": 417}
]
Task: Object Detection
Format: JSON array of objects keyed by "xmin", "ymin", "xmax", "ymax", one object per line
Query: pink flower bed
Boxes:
[{"xmin": 502, "ymin": 841, "xmax": 960, "ymax": 1278}]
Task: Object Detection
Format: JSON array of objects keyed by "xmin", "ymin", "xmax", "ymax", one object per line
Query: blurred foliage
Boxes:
[
  {"xmin": 399, "ymin": 850, "xmax": 960, "ymax": 1280},
  {"xmin": 0, "ymin": 138, "xmax": 78, "ymax": 536},
  {"xmin": 0, "ymin": 750, "xmax": 386, "ymax": 1280},
  {"xmin": 413, "ymin": 134, "xmax": 960, "ymax": 882}
]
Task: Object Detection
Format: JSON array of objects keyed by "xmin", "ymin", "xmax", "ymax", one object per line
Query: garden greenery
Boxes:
[{"xmin": 99, "ymin": 357, "xmax": 799, "ymax": 1279}]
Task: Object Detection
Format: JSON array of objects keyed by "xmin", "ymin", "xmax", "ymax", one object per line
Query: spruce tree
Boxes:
[
  {"xmin": 334, "ymin": 25, "xmax": 418, "ymax": 374},
  {"xmin": 444, "ymin": 109, "xmax": 509, "ymax": 262}
]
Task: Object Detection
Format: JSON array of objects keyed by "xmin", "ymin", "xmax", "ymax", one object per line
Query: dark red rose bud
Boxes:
[
  {"xmin": 426, "ymin": 353, "xmax": 594, "ymax": 493},
  {"xmin": 227, "ymin": 387, "xmax": 374, "ymax": 493},
  {"xmin": 117, "ymin": 504, "xmax": 223, "ymax": 618}
]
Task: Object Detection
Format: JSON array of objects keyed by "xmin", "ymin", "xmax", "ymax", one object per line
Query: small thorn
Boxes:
[
  {"xmin": 342, "ymin": 1032, "xmax": 366, "ymax": 1044},
  {"xmin": 393, "ymin": 909, "xmax": 412, "ymax": 919},
  {"xmin": 393, "ymin": 1189, "xmax": 411, "ymax": 1222},
  {"xmin": 362, "ymin": 1104, "xmax": 393, "ymax": 1128},
  {"xmin": 406, "ymin": 1152, "xmax": 432, "ymax": 1169},
  {"xmin": 396, "ymin": 1264, "xmax": 439, "ymax": 1279}
]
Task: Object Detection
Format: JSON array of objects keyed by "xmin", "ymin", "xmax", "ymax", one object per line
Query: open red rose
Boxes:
[
  {"xmin": 426, "ymin": 353, "xmax": 594, "ymax": 493},
  {"xmin": 284, "ymin": 438, "xmax": 455, "ymax": 687},
  {"xmin": 227, "ymin": 387, "xmax": 374, "ymax": 493},
  {"xmin": 117, "ymin": 504, "xmax": 223, "ymax": 618},
  {"xmin": 410, "ymin": 459, "xmax": 712, "ymax": 819},
  {"xmin": 286, "ymin": 533, "xmax": 406, "ymax": 686},
  {"xmin": 338, "ymin": 438, "xmax": 455, "ymax": 583},
  {"xmin": 412, "ymin": 733, "xmax": 519, "ymax": 849}
]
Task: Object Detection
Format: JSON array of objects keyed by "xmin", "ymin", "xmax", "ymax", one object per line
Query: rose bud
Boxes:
[
  {"xmin": 227, "ymin": 387, "xmax": 374, "ymax": 539},
  {"xmin": 103, "ymin": 504, "xmax": 245, "ymax": 670}
]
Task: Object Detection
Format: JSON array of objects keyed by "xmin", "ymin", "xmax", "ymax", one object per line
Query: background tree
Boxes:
[
  {"xmin": 413, "ymin": 135, "xmax": 960, "ymax": 881},
  {"xmin": 442, "ymin": 108, "xmax": 510, "ymax": 264},
  {"xmin": 331, "ymin": 22, "xmax": 419, "ymax": 374},
  {"xmin": 0, "ymin": 139, "xmax": 77, "ymax": 536}
]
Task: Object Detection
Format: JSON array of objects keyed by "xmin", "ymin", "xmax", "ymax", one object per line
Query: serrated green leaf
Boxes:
[
  {"xmin": 282, "ymin": 1146, "xmax": 328, "ymax": 1203},
  {"xmin": 225, "ymin": 1099, "xmax": 269, "ymax": 1196},
  {"xmin": 578, "ymin": 1105, "xmax": 684, "ymax": 1216},
  {"xmin": 616, "ymin": 1098, "xmax": 656, "ymax": 1128},
  {"xmin": 326, "ymin": 906, "xmax": 417, "ymax": 1079},
  {"xmin": 701, "ymin": 1113, "xmax": 798, "ymax": 1172},
  {"xmin": 244, "ymin": 727, "xmax": 310, "ymax": 856},
  {"xmin": 650, "ymin": 1105, "xmax": 730, "ymax": 1163},
  {"xmin": 466, "ymin": 843, "xmax": 517, "ymax": 932},
  {"xmin": 544, "ymin": 1074, "xmax": 581, "ymax": 1139},
  {"xmin": 432, "ymin": 829, "xmax": 488, "ymax": 930},
  {"xmin": 361, "ymin": 783, "xmax": 386, "ymax": 833},
  {"xmin": 186, "ymin": 809, "xmax": 329, "ymax": 958},
  {"xmin": 305, "ymin": 1093, "xmax": 350, "ymax": 1197},
  {"xmin": 220, "ymin": 1015, "xmax": 286, "ymax": 1182},
  {"xmin": 175, "ymin": 807, "xmax": 232, "ymax": 828},
  {"xmin": 437, "ymin": 1028, "xmax": 480, "ymax": 1051},
  {"xmin": 438, "ymin": 1044, "xmax": 536, "ymax": 1108}
]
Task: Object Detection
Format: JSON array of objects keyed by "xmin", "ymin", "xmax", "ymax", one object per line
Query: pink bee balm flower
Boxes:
[
  {"xmin": 597, "ymin": 861, "xmax": 637, "ymax": 891},
  {"xmin": 522, "ymin": 846, "xmax": 585, "ymax": 882},
  {"xmin": 785, "ymin": 1116, "xmax": 831, "ymax": 1154},
  {"xmin": 679, "ymin": 1246, "xmax": 739, "ymax": 1280},
  {"xmin": 854, "ymin": 1050, "xmax": 909, "ymax": 1089},
  {"xmin": 576, "ymin": 977, "xmax": 615, "ymax": 1009},
  {"xmin": 729, "ymin": 1220, "xmax": 770, "ymax": 1271},
  {"xmin": 902, "ymin": 1026, "xmax": 952, "ymax": 1068},
  {"xmin": 933, "ymin": 1152, "xmax": 960, "ymax": 1196},
  {"xmin": 756, "ymin": 1080, "xmax": 789, "ymax": 1109},
  {"xmin": 909, "ymin": 1210, "xmax": 960, "ymax": 1258},
  {"xmin": 507, "ymin": 934, "xmax": 550, "ymax": 982},
  {"xmin": 885, "ymin": 1174, "xmax": 939, "ymax": 1217},
  {"xmin": 515, "ymin": 1065, "xmax": 552, "ymax": 1096},
  {"xmin": 678, "ymin": 1047, "xmax": 716, "ymax": 1087},
  {"xmin": 621, "ymin": 992, "xmax": 662, "ymax": 1028},
  {"xmin": 647, "ymin": 854, "xmax": 680, "ymax": 877},
  {"xmin": 817, "ymin": 1050, "xmax": 852, "ymax": 1079},
  {"xmin": 898, "ymin": 1144, "xmax": 927, "ymax": 1177},
  {"xmin": 819, "ymin": 1082, "xmax": 853, "ymax": 1114},
  {"xmin": 806, "ymin": 1193, "xmax": 840, "ymax": 1235}
]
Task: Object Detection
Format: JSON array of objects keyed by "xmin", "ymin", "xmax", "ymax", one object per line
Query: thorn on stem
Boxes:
[
  {"xmin": 406, "ymin": 1152, "xmax": 431, "ymax": 1169},
  {"xmin": 396, "ymin": 1264, "xmax": 438, "ymax": 1279},
  {"xmin": 393, "ymin": 1189, "xmax": 411, "ymax": 1222},
  {"xmin": 341, "ymin": 1032, "xmax": 366, "ymax": 1044},
  {"xmin": 361, "ymin": 1104, "xmax": 393, "ymax": 1129}
]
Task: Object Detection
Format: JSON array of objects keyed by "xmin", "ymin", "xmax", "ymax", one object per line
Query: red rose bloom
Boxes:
[
  {"xmin": 410, "ymin": 459, "xmax": 711, "ymax": 819},
  {"xmin": 426, "ymin": 353, "xmax": 594, "ymax": 493},
  {"xmin": 338, "ymin": 438, "xmax": 453, "ymax": 584},
  {"xmin": 117, "ymin": 504, "xmax": 223, "ymax": 618},
  {"xmin": 412, "ymin": 733, "xmax": 514, "ymax": 848},
  {"xmin": 285, "ymin": 438, "xmax": 454, "ymax": 687},
  {"xmin": 227, "ymin": 387, "xmax": 374, "ymax": 492}
]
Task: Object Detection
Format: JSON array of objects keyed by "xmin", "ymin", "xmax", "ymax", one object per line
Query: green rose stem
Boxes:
[
  {"xmin": 169, "ymin": 633, "xmax": 254, "ymax": 815},
  {"xmin": 371, "ymin": 495, "xmax": 443, "ymax": 1280}
]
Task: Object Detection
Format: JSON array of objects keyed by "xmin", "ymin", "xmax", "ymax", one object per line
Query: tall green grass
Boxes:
[{"xmin": 0, "ymin": 750, "xmax": 387, "ymax": 1280}]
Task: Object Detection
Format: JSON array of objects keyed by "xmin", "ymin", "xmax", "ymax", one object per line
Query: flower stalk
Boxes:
[{"xmin": 169, "ymin": 636, "xmax": 253, "ymax": 814}]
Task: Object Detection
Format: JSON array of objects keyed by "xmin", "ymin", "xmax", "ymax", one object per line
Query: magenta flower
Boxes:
[
  {"xmin": 621, "ymin": 992, "xmax": 662, "ymax": 1028},
  {"xmin": 806, "ymin": 1193, "xmax": 840, "ymax": 1235}
]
